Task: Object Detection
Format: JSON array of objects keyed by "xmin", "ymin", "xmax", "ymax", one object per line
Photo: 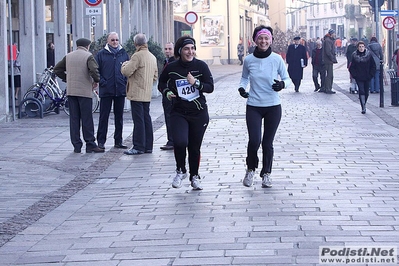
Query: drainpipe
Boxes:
[{"xmin": 227, "ymin": 0, "xmax": 231, "ymax": 64}]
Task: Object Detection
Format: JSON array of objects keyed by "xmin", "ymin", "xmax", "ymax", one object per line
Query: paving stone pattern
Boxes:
[{"xmin": 0, "ymin": 56, "xmax": 399, "ymax": 265}]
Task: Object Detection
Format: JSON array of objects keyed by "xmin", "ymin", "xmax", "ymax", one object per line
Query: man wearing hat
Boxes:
[
  {"xmin": 286, "ymin": 36, "xmax": 308, "ymax": 92},
  {"xmin": 322, "ymin": 29, "xmax": 338, "ymax": 94},
  {"xmin": 54, "ymin": 38, "xmax": 103, "ymax": 153}
]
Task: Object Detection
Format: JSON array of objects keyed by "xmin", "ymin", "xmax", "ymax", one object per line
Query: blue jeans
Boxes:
[{"xmin": 370, "ymin": 70, "xmax": 380, "ymax": 93}]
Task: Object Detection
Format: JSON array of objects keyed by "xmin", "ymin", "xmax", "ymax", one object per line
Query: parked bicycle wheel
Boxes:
[{"xmin": 63, "ymin": 91, "xmax": 100, "ymax": 116}]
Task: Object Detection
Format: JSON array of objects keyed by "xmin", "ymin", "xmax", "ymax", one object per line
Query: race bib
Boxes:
[{"xmin": 175, "ymin": 79, "xmax": 199, "ymax": 101}]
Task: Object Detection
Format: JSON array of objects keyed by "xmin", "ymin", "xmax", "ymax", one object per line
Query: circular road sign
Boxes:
[
  {"xmin": 383, "ymin": 16, "xmax": 396, "ymax": 30},
  {"xmin": 84, "ymin": 0, "xmax": 102, "ymax": 7},
  {"xmin": 185, "ymin": 11, "xmax": 198, "ymax": 25}
]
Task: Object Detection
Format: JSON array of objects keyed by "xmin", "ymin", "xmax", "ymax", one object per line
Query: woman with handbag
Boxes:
[{"xmin": 349, "ymin": 41, "xmax": 376, "ymax": 114}]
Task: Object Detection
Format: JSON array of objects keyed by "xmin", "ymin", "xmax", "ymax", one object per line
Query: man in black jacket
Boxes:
[
  {"xmin": 159, "ymin": 42, "xmax": 175, "ymax": 150},
  {"xmin": 95, "ymin": 32, "xmax": 130, "ymax": 150},
  {"xmin": 311, "ymin": 40, "xmax": 325, "ymax": 92}
]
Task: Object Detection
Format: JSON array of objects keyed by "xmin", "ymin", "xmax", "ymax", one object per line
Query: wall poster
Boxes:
[{"xmin": 200, "ymin": 15, "xmax": 225, "ymax": 46}]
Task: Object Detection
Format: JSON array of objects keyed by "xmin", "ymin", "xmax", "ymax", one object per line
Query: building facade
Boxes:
[{"xmin": 173, "ymin": 0, "xmax": 270, "ymax": 64}]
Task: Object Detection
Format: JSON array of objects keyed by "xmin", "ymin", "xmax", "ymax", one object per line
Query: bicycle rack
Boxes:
[{"xmin": 18, "ymin": 97, "xmax": 44, "ymax": 119}]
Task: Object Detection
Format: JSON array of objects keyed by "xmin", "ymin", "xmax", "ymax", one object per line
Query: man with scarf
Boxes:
[{"xmin": 95, "ymin": 32, "xmax": 130, "ymax": 150}]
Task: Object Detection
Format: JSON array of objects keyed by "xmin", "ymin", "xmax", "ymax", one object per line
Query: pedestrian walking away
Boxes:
[
  {"xmin": 349, "ymin": 41, "xmax": 376, "ymax": 114},
  {"xmin": 238, "ymin": 25, "xmax": 291, "ymax": 188},
  {"xmin": 158, "ymin": 36, "xmax": 214, "ymax": 190},
  {"xmin": 53, "ymin": 38, "xmax": 104, "ymax": 153},
  {"xmin": 46, "ymin": 42, "xmax": 55, "ymax": 68},
  {"xmin": 346, "ymin": 37, "xmax": 358, "ymax": 94},
  {"xmin": 95, "ymin": 32, "xmax": 130, "ymax": 150},
  {"xmin": 286, "ymin": 36, "xmax": 307, "ymax": 92},
  {"xmin": 322, "ymin": 29, "xmax": 338, "ymax": 94},
  {"xmin": 121, "ymin": 33, "xmax": 158, "ymax": 155},
  {"xmin": 367, "ymin": 37, "xmax": 383, "ymax": 93},
  {"xmin": 159, "ymin": 42, "xmax": 175, "ymax": 151},
  {"xmin": 237, "ymin": 39, "xmax": 244, "ymax": 65},
  {"xmin": 311, "ymin": 40, "xmax": 326, "ymax": 92}
]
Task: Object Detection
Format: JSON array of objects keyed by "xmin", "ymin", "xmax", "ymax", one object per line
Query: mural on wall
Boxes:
[
  {"xmin": 192, "ymin": 0, "xmax": 210, "ymax": 12},
  {"xmin": 173, "ymin": 0, "xmax": 187, "ymax": 13},
  {"xmin": 200, "ymin": 15, "xmax": 224, "ymax": 46}
]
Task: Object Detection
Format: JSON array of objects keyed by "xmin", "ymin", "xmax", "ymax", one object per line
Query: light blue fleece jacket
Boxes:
[{"xmin": 239, "ymin": 52, "xmax": 291, "ymax": 107}]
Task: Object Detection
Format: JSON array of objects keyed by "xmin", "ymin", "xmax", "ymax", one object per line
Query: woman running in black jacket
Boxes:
[{"xmin": 158, "ymin": 36, "xmax": 214, "ymax": 190}]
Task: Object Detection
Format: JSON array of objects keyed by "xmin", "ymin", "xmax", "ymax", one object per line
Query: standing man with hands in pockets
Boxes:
[
  {"xmin": 238, "ymin": 25, "xmax": 291, "ymax": 188},
  {"xmin": 95, "ymin": 32, "xmax": 130, "ymax": 150}
]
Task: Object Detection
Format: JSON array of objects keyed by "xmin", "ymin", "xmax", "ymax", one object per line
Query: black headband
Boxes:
[{"xmin": 178, "ymin": 38, "xmax": 196, "ymax": 54}]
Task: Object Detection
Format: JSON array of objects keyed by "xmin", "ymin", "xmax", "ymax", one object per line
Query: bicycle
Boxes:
[{"xmin": 23, "ymin": 67, "xmax": 99, "ymax": 116}]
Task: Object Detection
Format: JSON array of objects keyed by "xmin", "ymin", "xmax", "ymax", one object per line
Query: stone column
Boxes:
[
  {"xmin": 93, "ymin": 2, "xmax": 105, "ymax": 41},
  {"xmin": 53, "ymin": 0, "xmax": 68, "ymax": 62},
  {"xmin": 72, "ymin": 0, "xmax": 86, "ymax": 47},
  {"xmin": 141, "ymin": 1, "xmax": 148, "ymax": 35},
  {"xmin": 121, "ymin": 0, "xmax": 130, "ymax": 43},
  {"xmin": 18, "ymin": 0, "xmax": 36, "ymax": 94},
  {"xmin": 34, "ymin": 0, "xmax": 46, "ymax": 74},
  {"xmin": 0, "ymin": 0, "xmax": 9, "ymax": 121},
  {"xmin": 106, "ymin": 0, "xmax": 121, "ymax": 35}
]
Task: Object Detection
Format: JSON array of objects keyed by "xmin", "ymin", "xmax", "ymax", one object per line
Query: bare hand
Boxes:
[
  {"xmin": 187, "ymin": 72, "xmax": 195, "ymax": 85},
  {"xmin": 92, "ymin": 82, "xmax": 98, "ymax": 90}
]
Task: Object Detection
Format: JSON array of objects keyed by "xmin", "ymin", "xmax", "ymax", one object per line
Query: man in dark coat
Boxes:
[
  {"xmin": 346, "ymin": 38, "xmax": 358, "ymax": 93},
  {"xmin": 322, "ymin": 29, "xmax": 338, "ymax": 94},
  {"xmin": 286, "ymin": 36, "xmax": 308, "ymax": 92},
  {"xmin": 159, "ymin": 42, "xmax": 175, "ymax": 150},
  {"xmin": 95, "ymin": 32, "xmax": 130, "ymax": 150},
  {"xmin": 311, "ymin": 40, "xmax": 325, "ymax": 92}
]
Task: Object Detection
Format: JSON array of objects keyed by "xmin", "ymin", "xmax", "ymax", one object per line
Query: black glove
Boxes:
[
  {"xmin": 238, "ymin": 87, "xmax": 249, "ymax": 98},
  {"xmin": 272, "ymin": 79, "xmax": 285, "ymax": 91}
]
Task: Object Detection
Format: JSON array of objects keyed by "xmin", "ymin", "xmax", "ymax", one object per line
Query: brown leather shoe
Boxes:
[{"xmin": 86, "ymin": 147, "xmax": 105, "ymax": 153}]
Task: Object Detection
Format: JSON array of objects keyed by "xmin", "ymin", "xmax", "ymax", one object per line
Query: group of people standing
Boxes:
[
  {"xmin": 286, "ymin": 29, "xmax": 338, "ymax": 94},
  {"xmin": 285, "ymin": 28, "xmax": 382, "ymax": 114}
]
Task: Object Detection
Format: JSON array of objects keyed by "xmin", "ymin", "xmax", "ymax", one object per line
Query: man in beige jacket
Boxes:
[
  {"xmin": 121, "ymin": 33, "xmax": 158, "ymax": 155},
  {"xmin": 54, "ymin": 38, "xmax": 103, "ymax": 153}
]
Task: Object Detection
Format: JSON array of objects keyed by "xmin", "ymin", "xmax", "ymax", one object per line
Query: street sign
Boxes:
[
  {"xmin": 383, "ymin": 16, "xmax": 396, "ymax": 30},
  {"xmin": 380, "ymin": 10, "xmax": 398, "ymax": 17},
  {"xmin": 185, "ymin": 11, "xmax": 198, "ymax": 25},
  {"xmin": 84, "ymin": 0, "xmax": 102, "ymax": 7},
  {"xmin": 91, "ymin": 16, "xmax": 97, "ymax": 27},
  {"xmin": 86, "ymin": 7, "xmax": 101, "ymax": 15}
]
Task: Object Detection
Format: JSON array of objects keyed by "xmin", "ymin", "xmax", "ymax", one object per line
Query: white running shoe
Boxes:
[
  {"xmin": 172, "ymin": 170, "xmax": 187, "ymax": 188},
  {"xmin": 243, "ymin": 170, "xmax": 255, "ymax": 187},
  {"xmin": 261, "ymin": 173, "xmax": 272, "ymax": 188},
  {"xmin": 191, "ymin": 175, "xmax": 203, "ymax": 190}
]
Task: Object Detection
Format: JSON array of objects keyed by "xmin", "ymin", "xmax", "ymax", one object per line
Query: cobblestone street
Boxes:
[{"xmin": 1, "ymin": 56, "xmax": 399, "ymax": 265}]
